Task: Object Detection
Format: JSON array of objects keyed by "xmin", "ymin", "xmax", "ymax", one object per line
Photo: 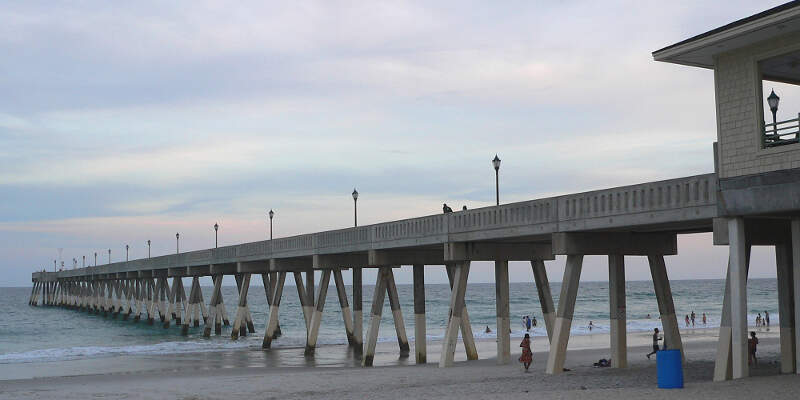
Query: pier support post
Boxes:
[
  {"xmin": 413, "ymin": 264, "xmax": 426, "ymax": 364},
  {"xmin": 333, "ymin": 268, "xmax": 355, "ymax": 346},
  {"xmin": 305, "ymin": 269, "xmax": 331, "ymax": 356},
  {"xmin": 263, "ymin": 271, "xmax": 286, "ymax": 349},
  {"xmin": 262, "ymin": 272, "xmax": 282, "ymax": 337},
  {"xmin": 608, "ymin": 255, "xmax": 627, "ymax": 368},
  {"xmin": 728, "ymin": 217, "xmax": 748, "ymax": 379},
  {"xmin": 446, "ymin": 264, "xmax": 478, "ymax": 361},
  {"xmin": 386, "ymin": 267, "xmax": 410, "ymax": 358},
  {"xmin": 204, "ymin": 274, "xmax": 224, "ymax": 337},
  {"xmin": 776, "ymin": 243, "xmax": 796, "ymax": 374},
  {"xmin": 792, "ymin": 218, "xmax": 800, "ymax": 376},
  {"xmin": 545, "ymin": 255, "xmax": 583, "ymax": 375},
  {"xmin": 362, "ymin": 267, "xmax": 390, "ymax": 367},
  {"xmin": 531, "ymin": 260, "xmax": 555, "ymax": 341},
  {"xmin": 495, "ymin": 260, "xmax": 511, "ymax": 364},
  {"xmin": 231, "ymin": 273, "xmax": 252, "ymax": 339},
  {"xmin": 649, "ymin": 254, "xmax": 685, "ymax": 362},
  {"xmin": 353, "ymin": 267, "xmax": 363, "ymax": 356},
  {"xmin": 440, "ymin": 262, "xmax": 470, "ymax": 368},
  {"xmin": 294, "ymin": 272, "xmax": 312, "ymax": 331}
]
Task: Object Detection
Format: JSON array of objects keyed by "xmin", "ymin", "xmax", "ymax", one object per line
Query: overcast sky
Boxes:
[{"xmin": 0, "ymin": 1, "xmax": 787, "ymax": 287}]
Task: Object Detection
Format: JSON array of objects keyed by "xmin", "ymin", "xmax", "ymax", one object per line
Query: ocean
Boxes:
[{"xmin": 0, "ymin": 278, "xmax": 779, "ymax": 365}]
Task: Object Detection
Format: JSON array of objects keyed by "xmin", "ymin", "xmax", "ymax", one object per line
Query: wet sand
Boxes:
[{"xmin": 0, "ymin": 327, "xmax": 795, "ymax": 399}]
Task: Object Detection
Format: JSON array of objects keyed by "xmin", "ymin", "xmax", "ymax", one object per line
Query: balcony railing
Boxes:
[{"xmin": 764, "ymin": 114, "xmax": 800, "ymax": 147}]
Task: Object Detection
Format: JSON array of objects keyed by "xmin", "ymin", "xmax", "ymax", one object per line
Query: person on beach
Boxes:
[
  {"xmin": 532, "ymin": 316, "xmax": 537, "ymax": 328},
  {"xmin": 519, "ymin": 333, "xmax": 533, "ymax": 371},
  {"xmin": 748, "ymin": 331, "xmax": 759, "ymax": 366},
  {"xmin": 485, "ymin": 325, "xmax": 492, "ymax": 333},
  {"xmin": 646, "ymin": 328, "xmax": 662, "ymax": 359},
  {"xmin": 525, "ymin": 316, "xmax": 532, "ymax": 332},
  {"xmin": 646, "ymin": 313, "xmax": 651, "ymax": 319},
  {"xmin": 690, "ymin": 311, "xmax": 696, "ymax": 327},
  {"xmin": 685, "ymin": 315, "xmax": 690, "ymax": 327},
  {"xmin": 756, "ymin": 314, "xmax": 762, "ymax": 328},
  {"xmin": 764, "ymin": 311, "xmax": 770, "ymax": 327},
  {"xmin": 702, "ymin": 313, "xmax": 707, "ymax": 325},
  {"xmin": 588, "ymin": 321, "xmax": 594, "ymax": 331}
]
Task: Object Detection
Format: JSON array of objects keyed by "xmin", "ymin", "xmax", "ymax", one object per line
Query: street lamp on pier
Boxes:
[
  {"xmin": 94, "ymin": 252, "xmax": 97, "ymax": 267},
  {"xmin": 107, "ymin": 249, "xmax": 111, "ymax": 264},
  {"xmin": 125, "ymin": 244, "xmax": 129, "ymax": 261},
  {"xmin": 268, "ymin": 209, "xmax": 274, "ymax": 240},
  {"xmin": 82, "ymin": 255, "xmax": 85, "ymax": 268},
  {"xmin": 53, "ymin": 260, "xmax": 56, "ymax": 272},
  {"xmin": 492, "ymin": 154, "xmax": 501, "ymax": 206},
  {"xmin": 176, "ymin": 233, "xmax": 180, "ymax": 254},
  {"xmin": 352, "ymin": 189, "xmax": 359, "ymax": 227},
  {"xmin": 214, "ymin": 223, "xmax": 219, "ymax": 248},
  {"xmin": 147, "ymin": 240, "xmax": 151, "ymax": 258},
  {"xmin": 767, "ymin": 89, "xmax": 780, "ymax": 137}
]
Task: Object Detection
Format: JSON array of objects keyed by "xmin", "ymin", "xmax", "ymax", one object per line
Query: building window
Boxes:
[{"xmin": 759, "ymin": 50, "xmax": 800, "ymax": 148}]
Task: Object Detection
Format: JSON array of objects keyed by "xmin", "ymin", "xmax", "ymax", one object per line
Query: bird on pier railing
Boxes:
[{"xmin": 442, "ymin": 204, "xmax": 453, "ymax": 213}]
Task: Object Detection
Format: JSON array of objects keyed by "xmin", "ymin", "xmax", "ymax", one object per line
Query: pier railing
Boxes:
[
  {"xmin": 38, "ymin": 173, "xmax": 718, "ymax": 278},
  {"xmin": 764, "ymin": 114, "xmax": 800, "ymax": 147}
]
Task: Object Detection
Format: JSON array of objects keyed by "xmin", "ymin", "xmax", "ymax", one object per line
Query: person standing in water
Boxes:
[
  {"xmin": 588, "ymin": 321, "xmax": 594, "ymax": 331},
  {"xmin": 532, "ymin": 316, "xmax": 538, "ymax": 328},
  {"xmin": 690, "ymin": 311, "xmax": 696, "ymax": 327},
  {"xmin": 519, "ymin": 333, "xmax": 533, "ymax": 371},
  {"xmin": 646, "ymin": 328, "xmax": 662, "ymax": 359},
  {"xmin": 685, "ymin": 315, "xmax": 690, "ymax": 327},
  {"xmin": 525, "ymin": 316, "xmax": 532, "ymax": 332},
  {"xmin": 702, "ymin": 313, "xmax": 707, "ymax": 325},
  {"xmin": 764, "ymin": 311, "xmax": 770, "ymax": 327}
]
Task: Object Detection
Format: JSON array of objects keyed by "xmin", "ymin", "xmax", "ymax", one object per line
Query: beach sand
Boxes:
[{"xmin": 0, "ymin": 327, "xmax": 796, "ymax": 399}]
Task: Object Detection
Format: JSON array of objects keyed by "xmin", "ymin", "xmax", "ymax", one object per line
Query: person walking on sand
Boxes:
[
  {"xmin": 690, "ymin": 311, "xmax": 696, "ymax": 327},
  {"xmin": 748, "ymin": 331, "xmax": 759, "ymax": 366},
  {"xmin": 646, "ymin": 328, "xmax": 662, "ymax": 359},
  {"xmin": 588, "ymin": 321, "xmax": 594, "ymax": 331},
  {"xmin": 764, "ymin": 311, "xmax": 770, "ymax": 327},
  {"xmin": 702, "ymin": 313, "xmax": 707, "ymax": 325},
  {"xmin": 685, "ymin": 315, "xmax": 690, "ymax": 327},
  {"xmin": 519, "ymin": 333, "xmax": 533, "ymax": 371},
  {"xmin": 756, "ymin": 313, "xmax": 762, "ymax": 328}
]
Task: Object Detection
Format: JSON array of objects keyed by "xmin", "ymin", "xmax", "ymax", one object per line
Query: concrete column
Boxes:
[
  {"xmin": 608, "ymin": 255, "xmax": 627, "ymax": 368},
  {"xmin": 262, "ymin": 272, "xmax": 281, "ymax": 337},
  {"xmin": 197, "ymin": 278, "xmax": 209, "ymax": 325},
  {"xmin": 792, "ymin": 219, "xmax": 800, "ymax": 376},
  {"xmin": 353, "ymin": 267, "xmax": 363, "ymax": 356},
  {"xmin": 162, "ymin": 278, "xmax": 174, "ymax": 328},
  {"xmin": 181, "ymin": 278, "xmax": 196, "ymax": 333},
  {"xmin": 776, "ymin": 243, "xmax": 796, "ymax": 374},
  {"xmin": 440, "ymin": 261, "xmax": 470, "ymax": 368},
  {"xmin": 294, "ymin": 272, "xmax": 312, "ymax": 331},
  {"xmin": 495, "ymin": 259, "xmax": 511, "ymax": 364},
  {"xmin": 728, "ymin": 217, "xmax": 748, "ymax": 379},
  {"xmin": 531, "ymin": 259, "xmax": 555, "ymax": 341},
  {"xmin": 385, "ymin": 268, "xmax": 410, "ymax": 357},
  {"xmin": 305, "ymin": 269, "xmax": 331, "ymax": 356},
  {"xmin": 306, "ymin": 271, "xmax": 315, "ymax": 309},
  {"xmin": 446, "ymin": 264, "xmax": 478, "ymax": 360},
  {"xmin": 204, "ymin": 274, "xmax": 224, "ymax": 337},
  {"xmin": 413, "ymin": 264, "xmax": 426, "ymax": 364},
  {"xmin": 263, "ymin": 271, "xmax": 286, "ymax": 349},
  {"xmin": 332, "ymin": 268, "xmax": 355, "ymax": 346},
  {"xmin": 648, "ymin": 255, "xmax": 685, "ymax": 362},
  {"xmin": 363, "ymin": 268, "xmax": 390, "ymax": 367},
  {"xmin": 545, "ymin": 255, "xmax": 584, "ymax": 375},
  {"xmin": 231, "ymin": 273, "xmax": 252, "ymax": 340}
]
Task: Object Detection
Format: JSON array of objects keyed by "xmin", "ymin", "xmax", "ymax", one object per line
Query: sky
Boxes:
[{"xmin": 0, "ymin": 1, "xmax": 789, "ymax": 287}]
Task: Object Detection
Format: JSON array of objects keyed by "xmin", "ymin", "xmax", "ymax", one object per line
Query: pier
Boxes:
[{"xmin": 27, "ymin": 2, "xmax": 800, "ymax": 381}]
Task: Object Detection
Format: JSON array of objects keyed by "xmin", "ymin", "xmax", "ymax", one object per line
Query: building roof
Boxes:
[{"xmin": 653, "ymin": 1, "xmax": 800, "ymax": 68}]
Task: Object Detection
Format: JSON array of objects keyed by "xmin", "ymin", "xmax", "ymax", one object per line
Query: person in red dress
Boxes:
[{"xmin": 519, "ymin": 333, "xmax": 533, "ymax": 371}]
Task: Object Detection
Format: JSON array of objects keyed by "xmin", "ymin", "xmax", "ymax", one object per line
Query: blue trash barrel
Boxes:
[{"xmin": 657, "ymin": 349, "xmax": 683, "ymax": 389}]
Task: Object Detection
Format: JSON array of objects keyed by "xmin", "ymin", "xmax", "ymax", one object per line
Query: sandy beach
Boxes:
[{"xmin": 1, "ymin": 327, "xmax": 797, "ymax": 399}]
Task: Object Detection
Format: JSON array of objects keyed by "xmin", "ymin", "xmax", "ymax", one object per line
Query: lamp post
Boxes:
[
  {"xmin": 352, "ymin": 188, "xmax": 359, "ymax": 227},
  {"xmin": 53, "ymin": 260, "xmax": 56, "ymax": 272},
  {"xmin": 94, "ymin": 252, "xmax": 97, "ymax": 267},
  {"xmin": 107, "ymin": 249, "xmax": 111, "ymax": 264},
  {"xmin": 492, "ymin": 154, "xmax": 501, "ymax": 206},
  {"xmin": 268, "ymin": 209, "xmax": 274, "ymax": 240},
  {"xmin": 82, "ymin": 255, "xmax": 85, "ymax": 268},
  {"xmin": 214, "ymin": 223, "xmax": 219, "ymax": 248},
  {"xmin": 147, "ymin": 240, "xmax": 151, "ymax": 258},
  {"xmin": 125, "ymin": 244, "xmax": 129, "ymax": 261},
  {"xmin": 176, "ymin": 233, "xmax": 180, "ymax": 254},
  {"xmin": 767, "ymin": 89, "xmax": 780, "ymax": 137}
]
